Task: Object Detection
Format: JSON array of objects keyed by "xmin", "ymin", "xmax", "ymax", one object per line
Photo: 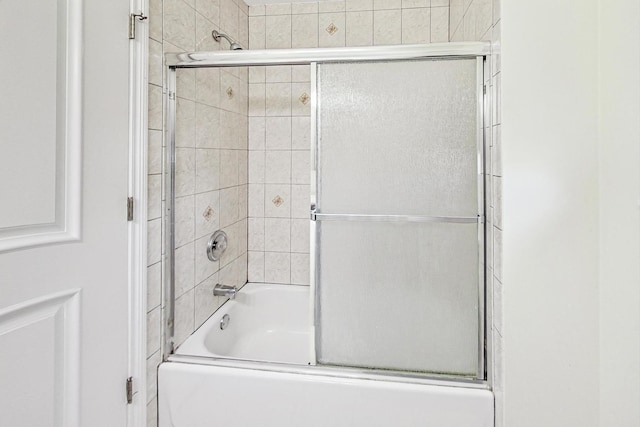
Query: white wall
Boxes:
[
  {"xmin": 502, "ymin": 0, "xmax": 640, "ymax": 425},
  {"xmin": 598, "ymin": 0, "xmax": 640, "ymax": 425}
]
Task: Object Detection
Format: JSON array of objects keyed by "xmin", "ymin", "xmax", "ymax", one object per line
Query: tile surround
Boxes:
[{"xmin": 146, "ymin": 0, "xmax": 249, "ymax": 425}]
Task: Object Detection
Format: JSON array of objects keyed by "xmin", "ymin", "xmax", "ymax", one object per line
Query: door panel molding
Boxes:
[
  {"xmin": 0, "ymin": 289, "xmax": 81, "ymax": 427},
  {"xmin": 0, "ymin": 0, "xmax": 82, "ymax": 253}
]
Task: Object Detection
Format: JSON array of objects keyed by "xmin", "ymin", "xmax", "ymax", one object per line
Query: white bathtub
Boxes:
[{"xmin": 159, "ymin": 283, "xmax": 494, "ymax": 427}]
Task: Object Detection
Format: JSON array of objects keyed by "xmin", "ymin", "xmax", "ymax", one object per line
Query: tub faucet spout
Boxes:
[{"xmin": 213, "ymin": 284, "xmax": 237, "ymax": 300}]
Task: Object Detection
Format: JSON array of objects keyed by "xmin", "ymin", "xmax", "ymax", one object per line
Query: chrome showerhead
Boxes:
[{"xmin": 212, "ymin": 30, "xmax": 243, "ymax": 50}]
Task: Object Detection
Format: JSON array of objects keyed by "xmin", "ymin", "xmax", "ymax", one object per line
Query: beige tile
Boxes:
[
  {"xmin": 249, "ymin": 66, "xmax": 266, "ymax": 83},
  {"xmin": 265, "ymin": 3, "xmax": 292, "ymax": 15},
  {"xmin": 164, "ymin": 0, "xmax": 196, "ymax": 51},
  {"xmin": 249, "ymin": 117, "xmax": 266, "ymax": 150},
  {"xmin": 195, "ymin": 234, "xmax": 219, "ymax": 284},
  {"xmin": 401, "ymin": 8, "xmax": 430, "ymax": 44},
  {"xmin": 291, "ymin": 253, "xmax": 310, "ymax": 285},
  {"xmin": 493, "ymin": 226, "xmax": 502, "ymax": 282},
  {"xmin": 249, "ymin": 16, "xmax": 266, "ymax": 49},
  {"xmin": 373, "ymin": 9, "xmax": 401, "ymax": 45},
  {"xmin": 175, "ymin": 148, "xmax": 196, "ymax": 197},
  {"xmin": 291, "ymin": 82, "xmax": 311, "ymax": 116},
  {"xmin": 430, "ymin": 6, "xmax": 449, "ymax": 42},
  {"xmin": 292, "ymin": 2, "xmax": 319, "ymax": 14},
  {"xmin": 219, "ymin": 110, "xmax": 240, "ymax": 149},
  {"xmin": 248, "ymin": 251, "xmax": 265, "ymax": 282},
  {"xmin": 265, "ymin": 218, "xmax": 291, "ymax": 252},
  {"xmin": 347, "ymin": 0, "xmax": 373, "ymax": 11},
  {"xmin": 292, "ymin": 14, "xmax": 319, "ymax": 48},
  {"xmin": 149, "ymin": 39, "xmax": 163, "ymax": 87},
  {"xmin": 346, "ymin": 11, "xmax": 374, "ymax": 46},
  {"xmin": 176, "ymin": 98, "xmax": 196, "ymax": 148},
  {"xmin": 175, "ymin": 67, "xmax": 197, "ymax": 101},
  {"xmin": 146, "ymin": 350, "xmax": 161, "ymax": 403},
  {"xmin": 195, "ymin": 190, "xmax": 220, "ymax": 238},
  {"xmin": 476, "ymin": 0, "xmax": 493, "ymax": 41},
  {"xmin": 319, "ymin": 12, "xmax": 346, "ymax": 47},
  {"xmin": 291, "ymin": 65, "xmax": 311, "ymax": 82},
  {"xmin": 248, "ymin": 150, "xmax": 265, "ymax": 183},
  {"xmin": 148, "ymin": 130, "xmax": 163, "ymax": 175},
  {"xmin": 449, "ymin": 0, "xmax": 464, "ymax": 34},
  {"xmin": 175, "ymin": 242, "xmax": 195, "ymax": 296},
  {"xmin": 264, "ymin": 252, "xmax": 291, "ymax": 284},
  {"xmin": 291, "ymin": 150, "xmax": 310, "ymax": 184},
  {"xmin": 196, "ymin": 13, "xmax": 219, "ymax": 52},
  {"xmin": 148, "ymin": 174, "xmax": 162, "ymax": 220},
  {"xmin": 195, "ymin": 148, "xmax": 220, "ymax": 192},
  {"xmin": 174, "ymin": 290, "xmax": 195, "ymax": 347},
  {"xmin": 149, "ymin": 0, "xmax": 163, "ymax": 42},
  {"xmin": 291, "ymin": 184, "xmax": 309, "ymax": 218},
  {"xmin": 196, "ymin": 68, "xmax": 221, "ymax": 107},
  {"xmin": 492, "ymin": 125, "xmax": 502, "ymax": 176},
  {"xmin": 249, "ymin": 5, "xmax": 265, "ymax": 16},
  {"xmin": 196, "ymin": 0, "xmax": 220, "ymax": 26},
  {"xmin": 219, "ymin": 186, "xmax": 239, "ymax": 226},
  {"xmin": 265, "ymin": 151, "xmax": 292, "ymax": 184},
  {"xmin": 264, "ymin": 184, "xmax": 291, "ymax": 218},
  {"xmin": 248, "ymin": 184, "xmax": 265, "ymax": 217},
  {"xmin": 148, "ymin": 84, "xmax": 163, "ymax": 131},
  {"xmin": 220, "ymin": 71, "xmax": 240, "ymax": 113},
  {"xmin": 147, "ymin": 219, "xmax": 162, "ymax": 266},
  {"xmin": 401, "ymin": 0, "xmax": 428, "ymax": 7},
  {"xmin": 291, "ymin": 117, "xmax": 311, "ymax": 150},
  {"xmin": 291, "ymin": 219, "xmax": 310, "ymax": 253},
  {"xmin": 248, "ymin": 217, "xmax": 265, "ymax": 251},
  {"xmin": 175, "ymin": 195, "xmax": 195, "ymax": 247},
  {"xmin": 463, "ymin": 4, "xmax": 476, "ymax": 41},
  {"xmin": 147, "ymin": 262, "xmax": 162, "ymax": 312},
  {"xmin": 146, "ymin": 306, "xmax": 161, "ymax": 356},
  {"xmin": 219, "ymin": 0, "xmax": 238, "ymax": 37},
  {"xmin": 219, "ymin": 221, "xmax": 239, "ymax": 267},
  {"xmin": 266, "ymin": 65, "xmax": 292, "ymax": 83},
  {"xmin": 493, "ymin": 0, "xmax": 500, "ymax": 25},
  {"xmin": 265, "ymin": 83, "xmax": 292, "ymax": 116},
  {"xmin": 239, "ymin": 10, "xmax": 249, "ymax": 49},
  {"xmin": 492, "ymin": 19, "xmax": 501, "ymax": 75},
  {"xmin": 373, "ymin": 0, "xmax": 401, "ymax": 9},
  {"xmin": 432, "ymin": 0, "xmax": 448, "ymax": 5},
  {"xmin": 266, "ymin": 14, "xmax": 292, "ymax": 48},
  {"xmin": 319, "ymin": 1, "xmax": 346, "ymax": 12},
  {"xmin": 195, "ymin": 274, "xmax": 222, "ymax": 328},
  {"xmin": 249, "ymin": 83, "xmax": 266, "ymax": 116},
  {"xmin": 220, "ymin": 149, "xmax": 239, "ymax": 188},
  {"xmin": 266, "ymin": 117, "xmax": 292, "ymax": 150},
  {"xmin": 238, "ymin": 151, "xmax": 248, "ymax": 185},
  {"xmin": 493, "ymin": 176, "xmax": 502, "ymax": 230},
  {"xmin": 195, "ymin": 103, "xmax": 220, "ymax": 149}
]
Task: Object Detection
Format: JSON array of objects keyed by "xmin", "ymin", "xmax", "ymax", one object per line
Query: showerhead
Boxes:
[{"xmin": 212, "ymin": 30, "xmax": 243, "ymax": 50}]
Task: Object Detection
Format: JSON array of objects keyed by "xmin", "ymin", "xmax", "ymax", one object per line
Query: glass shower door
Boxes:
[{"xmin": 314, "ymin": 58, "xmax": 484, "ymax": 377}]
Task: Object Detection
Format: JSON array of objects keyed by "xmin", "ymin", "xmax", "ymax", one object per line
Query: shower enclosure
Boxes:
[{"xmin": 160, "ymin": 42, "xmax": 492, "ymax": 426}]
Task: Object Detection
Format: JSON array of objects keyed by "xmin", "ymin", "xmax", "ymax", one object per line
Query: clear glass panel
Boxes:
[
  {"xmin": 317, "ymin": 59, "xmax": 479, "ymax": 217},
  {"xmin": 317, "ymin": 221, "xmax": 479, "ymax": 375}
]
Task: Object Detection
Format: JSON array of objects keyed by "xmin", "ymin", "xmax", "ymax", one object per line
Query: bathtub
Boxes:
[{"xmin": 159, "ymin": 283, "xmax": 494, "ymax": 427}]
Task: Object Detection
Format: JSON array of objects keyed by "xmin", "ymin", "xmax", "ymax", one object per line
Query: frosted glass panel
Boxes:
[
  {"xmin": 317, "ymin": 59, "xmax": 479, "ymax": 216},
  {"xmin": 317, "ymin": 221, "xmax": 479, "ymax": 375}
]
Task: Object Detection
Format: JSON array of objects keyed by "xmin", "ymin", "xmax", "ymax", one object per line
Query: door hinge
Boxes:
[
  {"xmin": 126, "ymin": 377, "xmax": 133, "ymax": 404},
  {"xmin": 129, "ymin": 13, "xmax": 148, "ymax": 40},
  {"xmin": 127, "ymin": 197, "xmax": 134, "ymax": 221}
]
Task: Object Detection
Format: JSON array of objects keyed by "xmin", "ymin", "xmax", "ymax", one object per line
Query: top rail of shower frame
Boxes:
[{"xmin": 164, "ymin": 42, "xmax": 491, "ymax": 68}]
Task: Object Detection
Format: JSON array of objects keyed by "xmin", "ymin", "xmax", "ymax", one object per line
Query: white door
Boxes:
[{"xmin": 0, "ymin": 0, "xmax": 132, "ymax": 426}]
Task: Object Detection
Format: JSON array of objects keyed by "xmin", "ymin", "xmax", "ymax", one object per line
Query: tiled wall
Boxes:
[
  {"xmin": 146, "ymin": 0, "xmax": 249, "ymax": 425},
  {"xmin": 451, "ymin": 0, "xmax": 502, "ymax": 425},
  {"xmin": 246, "ymin": 0, "xmax": 452, "ymax": 284}
]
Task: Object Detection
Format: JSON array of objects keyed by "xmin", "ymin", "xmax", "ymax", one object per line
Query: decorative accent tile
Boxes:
[
  {"xmin": 202, "ymin": 206, "xmax": 215, "ymax": 221},
  {"xmin": 272, "ymin": 195, "xmax": 284, "ymax": 207},
  {"xmin": 226, "ymin": 87, "xmax": 234, "ymax": 98},
  {"xmin": 326, "ymin": 23, "xmax": 339, "ymax": 35},
  {"xmin": 299, "ymin": 92, "xmax": 310, "ymax": 105}
]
